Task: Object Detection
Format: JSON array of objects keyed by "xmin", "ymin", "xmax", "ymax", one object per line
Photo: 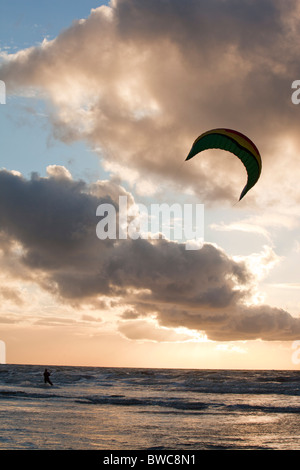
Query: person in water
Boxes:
[{"xmin": 43, "ymin": 368, "xmax": 53, "ymax": 386}]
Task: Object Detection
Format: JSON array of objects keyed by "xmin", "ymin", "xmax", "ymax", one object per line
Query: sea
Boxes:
[{"xmin": 0, "ymin": 364, "xmax": 299, "ymax": 453}]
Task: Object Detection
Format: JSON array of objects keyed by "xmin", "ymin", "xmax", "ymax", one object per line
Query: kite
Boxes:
[{"xmin": 185, "ymin": 128, "xmax": 262, "ymax": 200}]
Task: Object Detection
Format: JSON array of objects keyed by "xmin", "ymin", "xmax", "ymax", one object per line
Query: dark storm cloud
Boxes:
[
  {"xmin": 0, "ymin": 169, "xmax": 299, "ymax": 341},
  {"xmin": 156, "ymin": 304, "xmax": 300, "ymax": 341},
  {"xmin": 0, "ymin": 170, "xmax": 247, "ymax": 304},
  {"xmin": 0, "ymin": 169, "xmax": 118, "ymax": 297}
]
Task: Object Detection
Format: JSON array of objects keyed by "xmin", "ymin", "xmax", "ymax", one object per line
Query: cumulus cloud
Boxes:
[
  {"xmin": 0, "ymin": 169, "xmax": 246, "ymax": 303},
  {"xmin": 1, "ymin": 0, "xmax": 300, "ymax": 204},
  {"xmin": 118, "ymin": 319, "xmax": 196, "ymax": 343},
  {"xmin": 46, "ymin": 165, "xmax": 72, "ymax": 180},
  {"xmin": 0, "ymin": 168, "xmax": 298, "ymax": 341},
  {"xmin": 155, "ymin": 303, "xmax": 300, "ymax": 341}
]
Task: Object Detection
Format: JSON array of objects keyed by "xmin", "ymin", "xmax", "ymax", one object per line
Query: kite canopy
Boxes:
[{"xmin": 185, "ymin": 128, "xmax": 262, "ymax": 200}]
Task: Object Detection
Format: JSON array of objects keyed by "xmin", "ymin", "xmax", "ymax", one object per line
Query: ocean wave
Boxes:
[
  {"xmin": 75, "ymin": 394, "xmax": 210, "ymax": 412},
  {"xmin": 1, "ymin": 365, "xmax": 300, "ymax": 409},
  {"xmin": 227, "ymin": 403, "xmax": 300, "ymax": 414},
  {"xmin": 2, "ymin": 386, "xmax": 299, "ymax": 417},
  {"xmin": 0, "ymin": 389, "xmax": 62, "ymax": 400}
]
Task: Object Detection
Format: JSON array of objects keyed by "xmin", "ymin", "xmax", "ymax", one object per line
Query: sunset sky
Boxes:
[{"xmin": 1, "ymin": 0, "xmax": 300, "ymax": 369}]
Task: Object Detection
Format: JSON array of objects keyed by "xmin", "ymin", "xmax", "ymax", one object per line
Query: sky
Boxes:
[{"xmin": 1, "ymin": 0, "xmax": 300, "ymax": 369}]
